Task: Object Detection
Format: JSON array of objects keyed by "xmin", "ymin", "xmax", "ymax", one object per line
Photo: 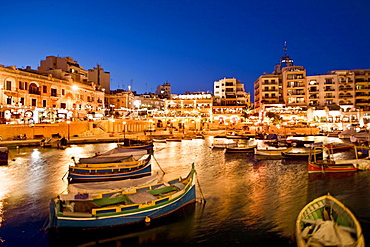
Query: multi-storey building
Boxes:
[
  {"xmin": 105, "ymin": 89, "xmax": 134, "ymax": 117},
  {"xmin": 88, "ymin": 65, "xmax": 111, "ymax": 93},
  {"xmin": 254, "ymin": 49, "xmax": 308, "ymax": 112},
  {"xmin": 254, "ymin": 44, "xmax": 370, "ymax": 129},
  {"xmin": 0, "ymin": 57, "xmax": 105, "ymax": 124},
  {"xmin": 213, "ymin": 77, "xmax": 251, "ymax": 106},
  {"xmin": 156, "ymin": 82, "xmax": 171, "ymax": 99},
  {"xmin": 213, "ymin": 77, "xmax": 251, "ymax": 127}
]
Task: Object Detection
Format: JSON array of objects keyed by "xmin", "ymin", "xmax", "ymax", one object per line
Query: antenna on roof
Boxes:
[{"xmin": 284, "ymin": 41, "xmax": 288, "ymax": 57}]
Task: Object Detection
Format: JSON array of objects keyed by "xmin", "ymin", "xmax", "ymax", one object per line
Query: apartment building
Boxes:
[
  {"xmin": 213, "ymin": 77, "xmax": 251, "ymax": 106},
  {"xmin": 156, "ymin": 82, "xmax": 171, "ymax": 99},
  {"xmin": 0, "ymin": 57, "xmax": 105, "ymax": 124}
]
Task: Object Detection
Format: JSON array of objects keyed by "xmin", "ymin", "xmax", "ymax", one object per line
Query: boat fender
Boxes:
[{"xmin": 145, "ymin": 216, "xmax": 151, "ymax": 223}]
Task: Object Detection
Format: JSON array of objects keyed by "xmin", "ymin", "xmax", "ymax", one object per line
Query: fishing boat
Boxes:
[
  {"xmin": 118, "ymin": 142, "xmax": 154, "ymax": 150},
  {"xmin": 211, "ymin": 138, "xmax": 238, "ymax": 149},
  {"xmin": 152, "ymin": 138, "xmax": 167, "ymax": 143},
  {"xmin": 282, "ymin": 149, "xmax": 323, "ymax": 159},
  {"xmin": 67, "ymin": 174, "xmax": 160, "ymax": 195},
  {"xmin": 226, "ymin": 144, "xmax": 257, "ymax": 153},
  {"xmin": 286, "ymin": 139, "xmax": 315, "ymax": 147},
  {"xmin": 77, "ymin": 149, "xmax": 149, "ymax": 164},
  {"xmin": 67, "ymin": 154, "xmax": 152, "ymax": 182},
  {"xmin": 308, "ymin": 146, "xmax": 358, "ymax": 173},
  {"xmin": 254, "ymin": 146, "xmax": 293, "ymax": 156},
  {"xmin": 166, "ymin": 138, "xmax": 182, "ymax": 142},
  {"xmin": 296, "ymin": 193, "xmax": 364, "ymax": 247},
  {"xmin": 48, "ymin": 164, "xmax": 197, "ymax": 229},
  {"xmin": 324, "ymin": 142, "xmax": 353, "ymax": 151}
]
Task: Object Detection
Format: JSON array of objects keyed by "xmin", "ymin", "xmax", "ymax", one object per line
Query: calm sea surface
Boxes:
[{"xmin": 1, "ymin": 136, "xmax": 370, "ymax": 247}]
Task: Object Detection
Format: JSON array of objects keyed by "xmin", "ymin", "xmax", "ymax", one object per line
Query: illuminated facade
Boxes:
[
  {"xmin": 105, "ymin": 89, "xmax": 135, "ymax": 117},
  {"xmin": 156, "ymin": 82, "xmax": 171, "ymax": 99},
  {"xmin": 213, "ymin": 77, "xmax": 251, "ymax": 106},
  {"xmin": 0, "ymin": 57, "xmax": 105, "ymax": 124}
]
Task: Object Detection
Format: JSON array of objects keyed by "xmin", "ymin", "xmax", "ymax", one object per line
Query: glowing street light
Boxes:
[{"xmin": 66, "ymin": 120, "xmax": 71, "ymax": 140}]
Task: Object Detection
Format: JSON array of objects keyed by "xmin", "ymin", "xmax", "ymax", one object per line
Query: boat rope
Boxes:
[
  {"xmin": 152, "ymin": 154, "xmax": 165, "ymax": 175},
  {"xmin": 195, "ymin": 170, "xmax": 206, "ymax": 204},
  {"xmin": 61, "ymin": 170, "xmax": 69, "ymax": 180}
]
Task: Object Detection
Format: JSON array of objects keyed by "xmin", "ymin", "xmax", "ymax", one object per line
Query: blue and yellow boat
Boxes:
[
  {"xmin": 48, "ymin": 164, "xmax": 197, "ymax": 229},
  {"xmin": 68, "ymin": 154, "xmax": 152, "ymax": 183}
]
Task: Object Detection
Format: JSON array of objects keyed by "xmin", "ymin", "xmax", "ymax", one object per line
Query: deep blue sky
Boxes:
[{"xmin": 1, "ymin": 0, "xmax": 369, "ymax": 96}]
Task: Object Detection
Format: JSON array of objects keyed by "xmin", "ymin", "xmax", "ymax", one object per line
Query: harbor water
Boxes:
[{"xmin": 1, "ymin": 136, "xmax": 370, "ymax": 246}]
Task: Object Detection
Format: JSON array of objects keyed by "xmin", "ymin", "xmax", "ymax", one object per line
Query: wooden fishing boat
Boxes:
[
  {"xmin": 152, "ymin": 138, "xmax": 167, "ymax": 143},
  {"xmin": 48, "ymin": 164, "xmax": 197, "ymax": 229},
  {"xmin": 324, "ymin": 142, "xmax": 353, "ymax": 151},
  {"xmin": 67, "ymin": 174, "xmax": 160, "ymax": 195},
  {"xmin": 286, "ymin": 139, "xmax": 315, "ymax": 147},
  {"xmin": 282, "ymin": 149, "xmax": 323, "ymax": 159},
  {"xmin": 67, "ymin": 154, "xmax": 152, "ymax": 182},
  {"xmin": 254, "ymin": 146, "xmax": 293, "ymax": 156},
  {"xmin": 211, "ymin": 139, "xmax": 238, "ymax": 149},
  {"xmin": 166, "ymin": 138, "xmax": 182, "ymax": 142},
  {"xmin": 77, "ymin": 149, "xmax": 149, "ymax": 164},
  {"xmin": 118, "ymin": 142, "xmax": 154, "ymax": 150},
  {"xmin": 226, "ymin": 144, "xmax": 257, "ymax": 153},
  {"xmin": 308, "ymin": 146, "xmax": 358, "ymax": 173},
  {"xmin": 296, "ymin": 193, "xmax": 364, "ymax": 247}
]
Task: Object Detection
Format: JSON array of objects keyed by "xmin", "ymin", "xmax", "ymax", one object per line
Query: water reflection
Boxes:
[{"xmin": 1, "ymin": 138, "xmax": 370, "ymax": 246}]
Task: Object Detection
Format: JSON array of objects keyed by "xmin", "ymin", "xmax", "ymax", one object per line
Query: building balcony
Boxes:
[
  {"xmin": 324, "ymin": 95, "xmax": 335, "ymax": 98},
  {"xmin": 262, "ymin": 82, "xmax": 278, "ymax": 85}
]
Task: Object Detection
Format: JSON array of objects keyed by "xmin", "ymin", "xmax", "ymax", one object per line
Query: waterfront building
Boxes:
[
  {"xmin": 213, "ymin": 77, "xmax": 251, "ymax": 107},
  {"xmin": 88, "ymin": 65, "xmax": 111, "ymax": 93},
  {"xmin": 0, "ymin": 56, "xmax": 105, "ymax": 124},
  {"xmin": 253, "ymin": 43, "xmax": 370, "ymax": 131},
  {"xmin": 105, "ymin": 89, "xmax": 134, "ymax": 118},
  {"xmin": 156, "ymin": 82, "xmax": 171, "ymax": 99}
]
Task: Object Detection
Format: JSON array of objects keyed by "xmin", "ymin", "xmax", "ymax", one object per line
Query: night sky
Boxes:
[{"xmin": 1, "ymin": 0, "xmax": 369, "ymax": 96}]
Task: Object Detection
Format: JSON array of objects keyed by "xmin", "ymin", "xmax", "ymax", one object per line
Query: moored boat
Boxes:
[
  {"xmin": 296, "ymin": 193, "xmax": 364, "ymax": 247},
  {"xmin": 282, "ymin": 149, "xmax": 323, "ymax": 159},
  {"xmin": 324, "ymin": 142, "xmax": 353, "ymax": 151},
  {"xmin": 226, "ymin": 144, "xmax": 257, "ymax": 153},
  {"xmin": 308, "ymin": 146, "xmax": 359, "ymax": 173},
  {"xmin": 48, "ymin": 164, "xmax": 197, "ymax": 229},
  {"xmin": 68, "ymin": 154, "xmax": 152, "ymax": 182},
  {"xmin": 254, "ymin": 146, "xmax": 293, "ymax": 156},
  {"xmin": 77, "ymin": 149, "xmax": 149, "ymax": 164}
]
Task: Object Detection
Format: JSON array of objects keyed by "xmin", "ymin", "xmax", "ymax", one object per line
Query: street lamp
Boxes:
[
  {"xmin": 66, "ymin": 120, "xmax": 71, "ymax": 140},
  {"xmin": 122, "ymin": 121, "xmax": 126, "ymax": 139}
]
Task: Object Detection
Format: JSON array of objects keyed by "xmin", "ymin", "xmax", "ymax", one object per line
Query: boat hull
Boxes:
[
  {"xmin": 308, "ymin": 161, "xmax": 358, "ymax": 173},
  {"xmin": 226, "ymin": 146, "xmax": 256, "ymax": 153},
  {"xmin": 254, "ymin": 147, "xmax": 293, "ymax": 156},
  {"xmin": 68, "ymin": 157, "xmax": 152, "ymax": 182},
  {"xmin": 296, "ymin": 194, "xmax": 364, "ymax": 247},
  {"xmin": 49, "ymin": 167, "xmax": 197, "ymax": 229},
  {"xmin": 51, "ymin": 186, "xmax": 195, "ymax": 228}
]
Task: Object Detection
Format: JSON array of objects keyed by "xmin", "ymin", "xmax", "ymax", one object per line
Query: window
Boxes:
[
  {"xmin": 5, "ymin": 80, "xmax": 11, "ymax": 90},
  {"xmin": 43, "ymin": 100, "xmax": 47, "ymax": 107},
  {"xmin": 43, "ymin": 86, "xmax": 47, "ymax": 93},
  {"xmin": 6, "ymin": 97, "xmax": 11, "ymax": 104},
  {"xmin": 29, "ymin": 83, "xmax": 39, "ymax": 95},
  {"xmin": 20, "ymin": 98, "xmax": 24, "ymax": 105},
  {"xmin": 32, "ymin": 99, "xmax": 37, "ymax": 106},
  {"xmin": 51, "ymin": 88, "xmax": 57, "ymax": 97},
  {"xmin": 19, "ymin": 81, "xmax": 25, "ymax": 90},
  {"xmin": 62, "ymin": 89, "xmax": 65, "ymax": 96},
  {"xmin": 60, "ymin": 103, "xmax": 66, "ymax": 109}
]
